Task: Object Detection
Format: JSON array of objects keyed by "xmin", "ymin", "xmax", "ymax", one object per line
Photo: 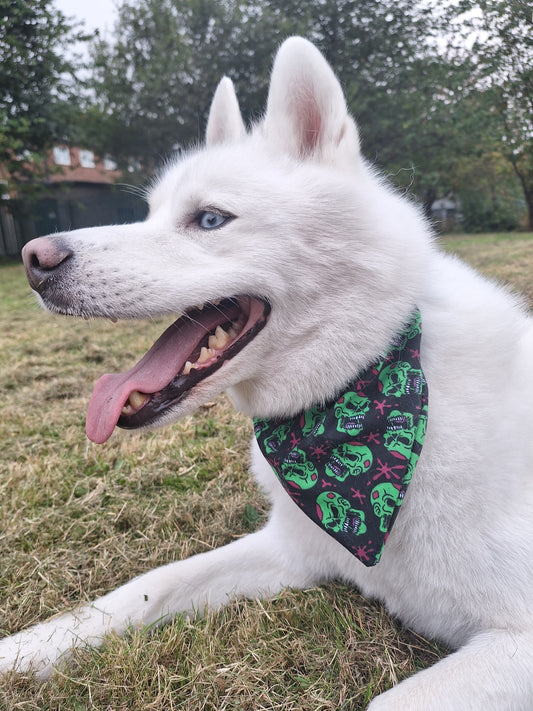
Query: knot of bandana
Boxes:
[{"xmin": 253, "ymin": 310, "xmax": 428, "ymax": 566}]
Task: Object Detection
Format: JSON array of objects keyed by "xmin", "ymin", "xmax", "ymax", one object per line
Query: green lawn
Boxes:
[
  {"xmin": 440, "ymin": 231, "xmax": 533, "ymax": 308},
  {"xmin": 0, "ymin": 231, "xmax": 531, "ymax": 709}
]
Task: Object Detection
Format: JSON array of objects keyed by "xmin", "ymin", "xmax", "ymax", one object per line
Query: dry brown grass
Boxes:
[
  {"xmin": 1, "ymin": 231, "xmax": 531, "ymax": 709},
  {"xmin": 440, "ymin": 232, "xmax": 533, "ymax": 307}
]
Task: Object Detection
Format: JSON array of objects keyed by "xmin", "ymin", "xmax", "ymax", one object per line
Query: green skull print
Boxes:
[
  {"xmin": 316, "ymin": 492, "xmax": 367, "ymax": 536},
  {"xmin": 379, "ymin": 362, "xmax": 425, "ymax": 397},
  {"xmin": 280, "ymin": 447, "xmax": 319, "ymax": 489},
  {"xmin": 254, "ymin": 309, "xmax": 428, "ymax": 567},
  {"xmin": 371, "ymin": 482, "xmax": 403, "ymax": 533},
  {"xmin": 383, "ymin": 410, "xmax": 416, "ymax": 459},
  {"xmin": 325, "ymin": 444, "xmax": 373, "ymax": 481},
  {"xmin": 301, "ymin": 406, "xmax": 326, "ymax": 437},
  {"xmin": 334, "ymin": 393, "xmax": 371, "ymax": 435},
  {"xmin": 263, "ymin": 423, "xmax": 291, "ymax": 454}
]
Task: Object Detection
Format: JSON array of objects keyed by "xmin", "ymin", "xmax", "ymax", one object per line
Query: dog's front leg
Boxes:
[
  {"xmin": 0, "ymin": 523, "xmax": 315, "ymax": 679},
  {"xmin": 367, "ymin": 627, "xmax": 533, "ymax": 711}
]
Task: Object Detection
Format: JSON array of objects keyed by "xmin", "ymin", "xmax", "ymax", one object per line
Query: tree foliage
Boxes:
[
  {"xmin": 451, "ymin": 1, "xmax": 533, "ymax": 228},
  {"xmin": 89, "ymin": 0, "xmax": 448, "ymax": 192},
  {"xmin": 0, "ymin": 0, "xmax": 90, "ymax": 185},
  {"xmin": 90, "ymin": 0, "xmax": 525, "ymax": 226},
  {"xmin": 2, "ymin": 0, "xmax": 530, "ymax": 231}
]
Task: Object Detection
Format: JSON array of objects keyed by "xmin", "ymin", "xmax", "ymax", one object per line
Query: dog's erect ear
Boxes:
[
  {"xmin": 206, "ymin": 76, "xmax": 246, "ymax": 146},
  {"xmin": 264, "ymin": 37, "xmax": 359, "ymax": 161}
]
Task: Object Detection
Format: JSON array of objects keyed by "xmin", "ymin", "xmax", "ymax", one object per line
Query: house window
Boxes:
[
  {"xmin": 53, "ymin": 146, "xmax": 71, "ymax": 166},
  {"xmin": 127, "ymin": 158, "xmax": 141, "ymax": 173},
  {"xmin": 79, "ymin": 149, "xmax": 95, "ymax": 168},
  {"xmin": 104, "ymin": 154, "xmax": 118, "ymax": 171}
]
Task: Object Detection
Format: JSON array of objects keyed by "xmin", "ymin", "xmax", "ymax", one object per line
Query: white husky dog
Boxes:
[{"xmin": 2, "ymin": 36, "xmax": 533, "ymax": 710}]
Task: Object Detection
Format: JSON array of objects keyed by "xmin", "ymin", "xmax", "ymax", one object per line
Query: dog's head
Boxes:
[{"xmin": 22, "ymin": 37, "xmax": 431, "ymax": 443}]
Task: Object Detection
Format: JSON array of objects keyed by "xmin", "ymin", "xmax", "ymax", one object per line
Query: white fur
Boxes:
[{"xmin": 2, "ymin": 37, "xmax": 533, "ymax": 710}]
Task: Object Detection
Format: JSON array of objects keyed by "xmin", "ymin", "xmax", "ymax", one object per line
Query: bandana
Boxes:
[{"xmin": 253, "ymin": 310, "xmax": 428, "ymax": 566}]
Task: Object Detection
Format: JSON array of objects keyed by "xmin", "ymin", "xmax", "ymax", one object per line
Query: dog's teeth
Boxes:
[
  {"xmin": 216, "ymin": 325, "xmax": 230, "ymax": 346},
  {"xmin": 208, "ymin": 325, "xmax": 231, "ymax": 350},
  {"xmin": 229, "ymin": 318, "xmax": 245, "ymax": 338},
  {"xmin": 121, "ymin": 391, "xmax": 148, "ymax": 416},
  {"xmin": 182, "ymin": 360, "xmax": 196, "ymax": 375},
  {"xmin": 198, "ymin": 346, "xmax": 214, "ymax": 364},
  {"xmin": 129, "ymin": 390, "xmax": 148, "ymax": 409}
]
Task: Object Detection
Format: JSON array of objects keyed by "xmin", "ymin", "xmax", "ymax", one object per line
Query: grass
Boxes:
[
  {"xmin": 440, "ymin": 231, "xmax": 533, "ymax": 307},
  {"xmin": 0, "ymin": 231, "xmax": 531, "ymax": 709}
]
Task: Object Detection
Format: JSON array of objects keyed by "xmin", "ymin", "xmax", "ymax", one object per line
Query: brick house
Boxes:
[{"xmin": 0, "ymin": 146, "xmax": 148, "ymax": 257}]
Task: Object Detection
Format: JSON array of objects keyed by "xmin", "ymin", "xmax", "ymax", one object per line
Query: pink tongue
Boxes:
[{"xmin": 86, "ymin": 311, "xmax": 222, "ymax": 444}]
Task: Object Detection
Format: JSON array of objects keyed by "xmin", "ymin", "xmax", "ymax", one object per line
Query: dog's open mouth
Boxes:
[{"xmin": 86, "ymin": 296, "xmax": 270, "ymax": 444}]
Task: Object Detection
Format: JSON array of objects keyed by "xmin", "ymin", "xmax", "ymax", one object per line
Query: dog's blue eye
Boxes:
[{"xmin": 197, "ymin": 211, "xmax": 230, "ymax": 230}]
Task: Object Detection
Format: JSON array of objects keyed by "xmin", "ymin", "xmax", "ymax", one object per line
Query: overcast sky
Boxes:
[{"xmin": 54, "ymin": 0, "xmax": 118, "ymax": 37}]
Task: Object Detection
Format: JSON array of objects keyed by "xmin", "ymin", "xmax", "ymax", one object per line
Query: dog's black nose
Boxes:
[{"xmin": 22, "ymin": 237, "xmax": 73, "ymax": 293}]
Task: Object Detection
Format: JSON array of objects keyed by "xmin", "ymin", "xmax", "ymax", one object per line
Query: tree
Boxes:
[
  {"xmin": 452, "ymin": 1, "xmax": 533, "ymax": 228},
  {"xmin": 288, "ymin": 1, "xmax": 455, "ymax": 216},
  {"xmin": 87, "ymin": 0, "xmax": 449, "ymax": 196},
  {"xmin": 88, "ymin": 0, "xmax": 300, "ymax": 174},
  {"xmin": 90, "ymin": 0, "xmax": 526, "ymax": 230},
  {"xmin": 0, "ymin": 0, "xmax": 89, "ymax": 189}
]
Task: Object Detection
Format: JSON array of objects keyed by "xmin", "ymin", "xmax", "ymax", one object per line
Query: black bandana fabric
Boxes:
[{"xmin": 253, "ymin": 310, "xmax": 428, "ymax": 566}]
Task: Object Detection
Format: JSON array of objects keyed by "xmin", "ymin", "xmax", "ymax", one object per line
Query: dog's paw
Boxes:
[
  {"xmin": 367, "ymin": 680, "xmax": 464, "ymax": 711},
  {"xmin": 0, "ymin": 610, "xmax": 94, "ymax": 679},
  {"xmin": 366, "ymin": 690, "xmax": 398, "ymax": 711},
  {"xmin": 0, "ymin": 625, "xmax": 68, "ymax": 679},
  {"xmin": 0, "ymin": 632, "xmax": 52, "ymax": 678},
  {"xmin": 367, "ymin": 687, "xmax": 425, "ymax": 711}
]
